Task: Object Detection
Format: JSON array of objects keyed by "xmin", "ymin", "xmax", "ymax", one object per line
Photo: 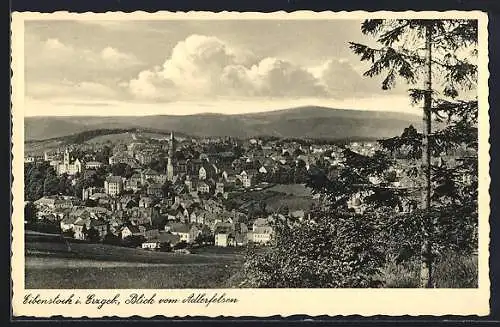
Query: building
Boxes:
[
  {"xmin": 139, "ymin": 196, "xmax": 154, "ymax": 208},
  {"xmin": 147, "ymin": 183, "xmax": 164, "ymax": 198},
  {"xmin": 85, "ymin": 161, "xmax": 104, "ymax": 170},
  {"xmin": 104, "ymin": 176, "xmax": 124, "ymax": 196},
  {"xmin": 239, "ymin": 170, "xmax": 253, "ymax": 188},
  {"xmin": 199, "ymin": 164, "xmax": 216, "ymax": 180},
  {"xmin": 125, "ymin": 173, "xmax": 143, "ymax": 191},
  {"xmin": 215, "ymin": 231, "xmax": 235, "ymax": 247},
  {"xmin": 197, "ymin": 181, "xmax": 210, "ymax": 194},
  {"xmin": 141, "ymin": 168, "xmax": 167, "ymax": 185},
  {"xmin": 252, "ymin": 218, "xmax": 273, "ymax": 244},
  {"xmin": 24, "ymin": 156, "xmax": 35, "ymax": 163},
  {"xmin": 214, "ymin": 223, "xmax": 235, "ymax": 247},
  {"xmin": 215, "ymin": 181, "xmax": 225, "ymax": 195},
  {"xmin": 167, "ymin": 131, "xmax": 176, "ymax": 181},
  {"xmin": 73, "ymin": 218, "xmax": 108, "ymax": 241},
  {"xmin": 121, "ymin": 225, "xmax": 143, "ymax": 239},
  {"xmin": 56, "ymin": 149, "xmax": 82, "ymax": 176},
  {"xmin": 166, "ymin": 222, "xmax": 201, "ymax": 244}
]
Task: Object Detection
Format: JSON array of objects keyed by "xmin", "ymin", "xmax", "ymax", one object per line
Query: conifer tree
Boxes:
[{"xmin": 349, "ymin": 19, "xmax": 478, "ymax": 287}]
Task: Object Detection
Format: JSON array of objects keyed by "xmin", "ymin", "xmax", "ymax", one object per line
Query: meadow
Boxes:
[
  {"xmin": 25, "ymin": 232, "xmax": 244, "ymax": 289},
  {"xmin": 26, "ymin": 260, "xmax": 240, "ymax": 289}
]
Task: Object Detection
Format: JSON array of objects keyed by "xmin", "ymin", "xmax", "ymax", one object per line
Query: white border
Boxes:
[{"xmin": 11, "ymin": 10, "xmax": 490, "ymax": 317}]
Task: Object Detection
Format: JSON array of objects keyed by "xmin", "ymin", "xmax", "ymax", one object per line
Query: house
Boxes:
[
  {"xmin": 125, "ymin": 173, "xmax": 143, "ymax": 191},
  {"xmin": 197, "ymin": 181, "xmax": 210, "ymax": 194},
  {"xmin": 167, "ymin": 222, "xmax": 201, "ymax": 244},
  {"xmin": 187, "ymin": 159, "xmax": 204, "ymax": 175},
  {"xmin": 141, "ymin": 168, "xmax": 167, "ymax": 184},
  {"xmin": 85, "ymin": 161, "xmax": 104, "ymax": 170},
  {"xmin": 214, "ymin": 224, "xmax": 235, "ymax": 247},
  {"xmin": 141, "ymin": 168, "xmax": 159, "ymax": 184},
  {"xmin": 136, "ymin": 151, "xmax": 153, "ymax": 165},
  {"xmin": 141, "ymin": 240, "xmax": 161, "ymax": 250},
  {"xmin": 168, "ymin": 223, "xmax": 191, "ymax": 243},
  {"xmin": 126, "ymin": 207, "xmax": 157, "ymax": 226},
  {"xmin": 121, "ymin": 225, "xmax": 143, "ymax": 239},
  {"xmin": 104, "ymin": 176, "xmax": 124, "ymax": 196},
  {"xmin": 199, "ymin": 165, "xmax": 216, "ymax": 180},
  {"xmin": 147, "ymin": 183, "xmax": 164, "ymax": 198},
  {"xmin": 239, "ymin": 170, "xmax": 254, "ymax": 188},
  {"xmin": 166, "ymin": 207, "xmax": 185, "ymax": 222},
  {"xmin": 115, "ymin": 195, "xmax": 137, "ymax": 210},
  {"xmin": 60, "ymin": 216, "xmax": 78, "ymax": 232},
  {"xmin": 252, "ymin": 218, "xmax": 273, "ymax": 244},
  {"xmin": 108, "ymin": 153, "xmax": 137, "ymax": 166},
  {"xmin": 184, "ymin": 177, "xmax": 195, "ymax": 192},
  {"xmin": 215, "ymin": 231, "xmax": 235, "ymax": 247},
  {"xmin": 73, "ymin": 218, "xmax": 90, "ymax": 240},
  {"xmin": 139, "ymin": 196, "xmax": 154, "ymax": 208},
  {"xmin": 215, "ymin": 181, "xmax": 225, "ymax": 195},
  {"xmin": 222, "ymin": 169, "xmax": 238, "ymax": 184},
  {"xmin": 72, "ymin": 218, "xmax": 108, "ymax": 241},
  {"xmin": 258, "ymin": 166, "xmax": 269, "ymax": 174}
]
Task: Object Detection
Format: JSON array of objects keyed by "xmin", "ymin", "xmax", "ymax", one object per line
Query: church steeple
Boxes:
[
  {"xmin": 63, "ymin": 149, "xmax": 70, "ymax": 164},
  {"xmin": 169, "ymin": 131, "xmax": 175, "ymax": 156},
  {"xmin": 167, "ymin": 131, "xmax": 175, "ymax": 181}
]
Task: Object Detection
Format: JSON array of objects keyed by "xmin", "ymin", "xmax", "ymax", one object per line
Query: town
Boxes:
[{"xmin": 24, "ymin": 129, "xmax": 473, "ymax": 254}]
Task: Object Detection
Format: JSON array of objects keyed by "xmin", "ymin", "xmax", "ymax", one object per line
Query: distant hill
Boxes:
[{"xmin": 24, "ymin": 106, "xmax": 421, "ymax": 141}]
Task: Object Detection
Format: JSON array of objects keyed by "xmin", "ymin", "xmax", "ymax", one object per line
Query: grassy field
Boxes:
[
  {"xmin": 26, "ymin": 262, "xmax": 240, "ymax": 289},
  {"xmin": 267, "ymin": 183, "xmax": 313, "ymax": 197},
  {"xmin": 230, "ymin": 183, "xmax": 318, "ymax": 213},
  {"xmin": 25, "ymin": 233, "xmax": 244, "ymax": 289},
  {"xmin": 264, "ymin": 184, "xmax": 317, "ymax": 212},
  {"xmin": 85, "ymin": 132, "xmax": 134, "ymax": 144}
]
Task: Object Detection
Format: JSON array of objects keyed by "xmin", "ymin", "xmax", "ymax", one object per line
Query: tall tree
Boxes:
[{"xmin": 350, "ymin": 19, "xmax": 478, "ymax": 287}]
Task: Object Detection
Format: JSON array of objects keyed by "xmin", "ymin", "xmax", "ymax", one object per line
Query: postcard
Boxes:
[{"xmin": 11, "ymin": 10, "xmax": 490, "ymax": 317}]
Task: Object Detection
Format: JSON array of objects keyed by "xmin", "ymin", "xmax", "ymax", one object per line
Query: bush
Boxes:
[
  {"xmin": 433, "ymin": 252, "xmax": 478, "ymax": 288},
  {"xmin": 121, "ymin": 235, "xmax": 146, "ymax": 248},
  {"xmin": 380, "ymin": 257, "xmax": 420, "ymax": 288},
  {"xmin": 103, "ymin": 233, "xmax": 121, "ymax": 245},
  {"xmin": 380, "ymin": 252, "xmax": 478, "ymax": 288},
  {"xmin": 240, "ymin": 211, "xmax": 385, "ymax": 288}
]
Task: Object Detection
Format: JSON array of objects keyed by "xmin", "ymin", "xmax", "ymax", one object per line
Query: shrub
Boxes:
[
  {"xmin": 240, "ymin": 211, "xmax": 385, "ymax": 288},
  {"xmin": 433, "ymin": 252, "xmax": 478, "ymax": 288},
  {"xmin": 381, "ymin": 253, "xmax": 478, "ymax": 288}
]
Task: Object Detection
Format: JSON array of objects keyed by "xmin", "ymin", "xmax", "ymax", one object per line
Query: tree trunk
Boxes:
[{"xmin": 420, "ymin": 22, "xmax": 433, "ymax": 288}]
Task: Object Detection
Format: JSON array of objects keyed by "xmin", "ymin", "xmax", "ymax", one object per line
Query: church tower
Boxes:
[
  {"xmin": 63, "ymin": 149, "xmax": 70, "ymax": 164},
  {"xmin": 167, "ymin": 131, "xmax": 176, "ymax": 181}
]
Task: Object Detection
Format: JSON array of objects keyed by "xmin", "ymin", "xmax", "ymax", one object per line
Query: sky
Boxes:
[{"xmin": 24, "ymin": 19, "xmax": 420, "ymax": 117}]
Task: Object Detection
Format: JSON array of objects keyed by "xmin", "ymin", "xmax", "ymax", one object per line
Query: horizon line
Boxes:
[{"xmin": 24, "ymin": 105, "xmax": 422, "ymax": 118}]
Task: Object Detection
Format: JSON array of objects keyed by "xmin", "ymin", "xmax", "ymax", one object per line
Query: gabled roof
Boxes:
[
  {"xmin": 142, "ymin": 168, "xmax": 159, "ymax": 175},
  {"xmin": 106, "ymin": 175, "xmax": 123, "ymax": 183},
  {"xmin": 123, "ymin": 225, "xmax": 141, "ymax": 234}
]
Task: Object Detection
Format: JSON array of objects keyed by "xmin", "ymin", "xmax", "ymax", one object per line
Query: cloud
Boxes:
[
  {"xmin": 308, "ymin": 59, "xmax": 381, "ymax": 97},
  {"xmin": 100, "ymin": 46, "xmax": 141, "ymax": 66},
  {"xmin": 126, "ymin": 34, "xmax": 333, "ymax": 100},
  {"xmin": 27, "ymin": 37, "xmax": 142, "ymax": 72}
]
